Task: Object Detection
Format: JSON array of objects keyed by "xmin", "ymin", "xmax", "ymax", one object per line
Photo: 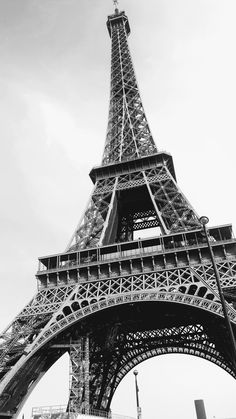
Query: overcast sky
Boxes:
[{"xmin": 1, "ymin": 1, "xmax": 236, "ymax": 418}]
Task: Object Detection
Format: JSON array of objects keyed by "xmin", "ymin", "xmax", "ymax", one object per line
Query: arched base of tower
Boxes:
[{"xmin": 0, "ymin": 299, "xmax": 235, "ymax": 417}]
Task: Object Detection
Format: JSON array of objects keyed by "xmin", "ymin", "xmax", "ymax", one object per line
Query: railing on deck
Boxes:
[
  {"xmin": 31, "ymin": 405, "xmax": 135, "ymax": 419},
  {"xmin": 31, "ymin": 405, "xmax": 109, "ymax": 418},
  {"xmin": 37, "ymin": 225, "xmax": 234, "ymax": 274}
]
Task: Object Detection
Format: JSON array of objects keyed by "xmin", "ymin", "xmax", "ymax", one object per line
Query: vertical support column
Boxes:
[
  {"xmin": 84, "ymin": 335, "xmax": 90, "ymax": 414},
  {"xmin": 194, "ymin": 399, "xmax": 207, "ymax": 419},
  {"xmin": 69, "ymin": 339, "xmax": 83, "ymax": 414},
  {"xmin": 69, "ymin": 336, "xmax": 90, "ymax": 414}
]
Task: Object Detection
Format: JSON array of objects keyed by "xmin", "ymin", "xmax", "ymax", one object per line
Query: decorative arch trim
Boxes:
[{"xmin": 31, "ymin": 289, "xmax": 231, "ymax": 356}]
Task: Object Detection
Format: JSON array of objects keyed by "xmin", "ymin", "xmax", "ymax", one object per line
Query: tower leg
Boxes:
[
  {"xmin": 84, "ymin": 335, "xmax": 90, "ymax": 414},
  {"xmin": 68, "ymin": 336, "xmax": 90, "ymax": 414}
]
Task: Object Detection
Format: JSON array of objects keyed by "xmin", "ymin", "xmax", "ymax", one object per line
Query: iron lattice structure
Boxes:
[{"xmin": 0, "ymin": 7, "xmax": 236, "ymax": 418}]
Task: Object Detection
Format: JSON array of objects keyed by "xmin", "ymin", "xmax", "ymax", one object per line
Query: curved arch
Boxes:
[
  {"xmin": 1, "ymin": 290, "xmax": 236, "ymax": 416},
  {"xmin": 15, "ymin": 352, "xmax": 70, "ymax": 416},
  {"xmin": 109, "ymin": 342, "xmax": 236, "ymax": 404},
  {"xmin": 108, "ymin": 348, "xmax": 236, "ymax": 411},
  {"xmin": 31, "ymin": 289, "xmax": 234, "ymax": 357}
]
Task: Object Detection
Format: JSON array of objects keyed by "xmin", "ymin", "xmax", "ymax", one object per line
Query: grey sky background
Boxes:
[{"xmin": 1, "ymin": 0, "xmax": 236, "ymax": 418}]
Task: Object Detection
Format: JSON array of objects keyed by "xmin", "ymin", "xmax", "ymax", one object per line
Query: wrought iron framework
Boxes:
[
  {"xmin": 69, "ymin": 337, "xmax": 90, "ymax": 414},
  {"xmin": 0, "ymin": 5, "xmax": 236, "ymax": 419}
]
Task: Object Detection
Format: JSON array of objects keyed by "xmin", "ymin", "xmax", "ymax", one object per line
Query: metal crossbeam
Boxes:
[
  {"xmin": 103, "ymin": 14, "xmax": 157, "ymax": 165},
  {"xmin": 67, "ymin": 165, "xmax": 201, "ymax": 251},
  {"xmin": 69, "ymin": 337, "xmax": 90, "ymax": 414},
  {"xmin": 0, "ymin": 7, "xmax": 235, "ymax": 419}
]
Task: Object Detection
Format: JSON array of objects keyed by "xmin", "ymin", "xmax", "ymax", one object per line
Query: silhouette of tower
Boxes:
[{"xmin": 0, "ymin": 5, "xmax": 236, "ymax": 418}]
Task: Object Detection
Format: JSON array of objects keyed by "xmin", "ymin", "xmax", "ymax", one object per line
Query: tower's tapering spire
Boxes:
[
  {"xmin": 1, "ymin": 8, "xmax": 236, "ymax": 418},
  {"xmin": 113, "ymin": 0, "xmax": 119, "ymax": 14},
  {"xmin": 103, "ymin": 9, "xmax": 157, "ymax": 166}
]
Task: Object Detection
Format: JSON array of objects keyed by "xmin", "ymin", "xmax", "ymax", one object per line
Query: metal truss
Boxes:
[
  {"xmin": 107, "ymin": 324, "xmax": 234, "ymax": 406},
  {"xmin": 27, "ymin": 264, "xmax": 236, "ymax": 354},
  {"xmin": 67, "ymin": 166, "xmax": 201, "ymax": 251},
  {"xmin": 1, "ymin": 254, "xmax": 236, "ymax": 374},
  {"xmin": 67, "ymin": 179, "xmax": 117, "ymax": 251},
  {"xmin": 103, "ymin": 12, "xmax": 157, "ymax": 165},
  {"xmin": 0, "ymin": 258, "xmax": 236, "ymax": 413},
  {"xmin": 145, "ymin": 167, "xmax": 201, "ymax": 232},
  {"xmin": 69, "ymin": 337, "xmax": 89, "ymax": 414},
  {"xmin": 0, "ymin": 7, "xmax": 236, "ymax": 418},
  {"xmin": 87, "ymin": 320, "xmax": 234, "ymax": 410},
  {"xmin": 1, "ymin": 258, "xmax": 236, "ymax": 383},
  {"xmin": 66, "ymin": 8, "xmax": 201, "ymax": 251}
]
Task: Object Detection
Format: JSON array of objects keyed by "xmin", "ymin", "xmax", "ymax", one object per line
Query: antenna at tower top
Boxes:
[{"xmin": 113, "ymin": 0, "xmax": 119, "ymax": 13}]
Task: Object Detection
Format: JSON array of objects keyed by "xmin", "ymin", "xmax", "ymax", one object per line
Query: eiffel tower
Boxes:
[{"xmin": 1, "ymin": 4, "xmax": 236, "ymax": 418}]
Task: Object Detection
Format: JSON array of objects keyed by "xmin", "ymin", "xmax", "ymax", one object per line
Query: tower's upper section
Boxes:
[
  {"xmin": 106, "ymin": 10, "xmax": 130, "ymax": 37},
  {"xmin": 102, "ymin": 9, "xmax": 158, "ymax": 166}
]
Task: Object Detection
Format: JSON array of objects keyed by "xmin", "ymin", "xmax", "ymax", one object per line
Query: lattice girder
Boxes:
[
  {"xmin": 1, "ymin": 256, "xmax": 236, "ymax": 415},
  {"xmin": 28, "ymin": 267, "xmax": 236, "ymax": 354},
  {"xmin": 67, "ymin": 165, "xmax": 201, "ymax": 251},
  {"xmin": 103, "ymin": 11, "xmax": 157, "ymax": 165},
  {"xmin": 1, "ymin": 7, "xmax": 236, "ymax": 418},
  {"xmin": 2, "ymin": 226, "xmax": 236, "ymax": 387},
  {"xmin": 1, "ymin": 294, "xmax": 235, "ymax": 414},
  {"xmin": 85, "ymin": 320, "xmax": 234, "ymax": 410},
  {"xmin": 99, "ymin": 324, "xmax": 235, "ymax": 409},
  {"xmin": 69, "ymin": 337, "xmax": 89, "ymax": 414}
]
